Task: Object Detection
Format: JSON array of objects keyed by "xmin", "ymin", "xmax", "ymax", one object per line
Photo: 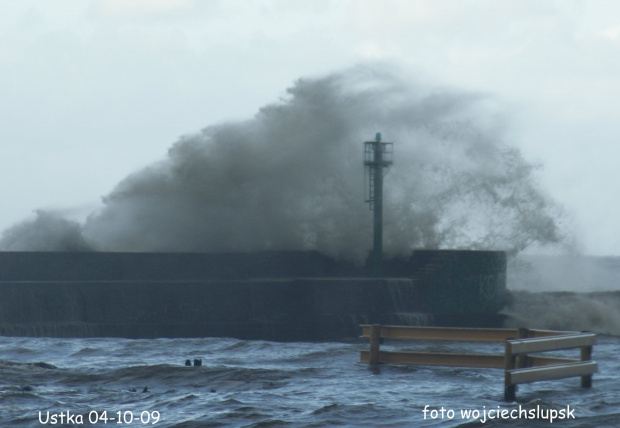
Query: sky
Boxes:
[{"xmin": 1, "ymin": 0, "xmax": 619, "ymax": 256}]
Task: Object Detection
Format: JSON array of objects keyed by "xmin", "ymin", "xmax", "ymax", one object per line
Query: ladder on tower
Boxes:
[{"xmin": 365, "ymin": 166, "xmax": 375, "ymax": 210}]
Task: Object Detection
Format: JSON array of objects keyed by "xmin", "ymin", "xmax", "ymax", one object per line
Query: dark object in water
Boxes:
[{"xmin": 193, "ymin": 359, "xmax": 202, "ymax": 367}]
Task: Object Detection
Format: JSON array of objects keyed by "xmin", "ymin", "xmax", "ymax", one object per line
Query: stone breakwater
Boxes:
[{"xmin": 0, "ymin": 250, "xmax": 506, "ymax": 341}]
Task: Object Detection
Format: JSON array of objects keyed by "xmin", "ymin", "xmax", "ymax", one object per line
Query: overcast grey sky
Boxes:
[{"xmin": 1, "ymin": 0, "xmax": 619, "ymax": 256}]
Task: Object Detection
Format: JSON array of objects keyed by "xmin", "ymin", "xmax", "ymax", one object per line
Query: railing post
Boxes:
[
  {"xmin": 517, "ymin": 328, "xmax": 530, "ymax": 369},
  {"xmin": 369, "ymin": 324, "xmax": 381, "ymax": 366},
  {"xmin": 581, "ymin": 343, "xmax": 593, "ymax": 388},
  {"xmin": 518, "ymin": 328, "xmax": 530, "ymax": 339},
  {"xmin": 504, "ymin": 339, "xmax": 516, "ymax": 401}
]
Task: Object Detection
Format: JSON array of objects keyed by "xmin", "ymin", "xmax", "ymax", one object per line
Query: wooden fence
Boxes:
[{"xmin": 360, "ymin": 325, "xmax": 597, "ymax": 401}]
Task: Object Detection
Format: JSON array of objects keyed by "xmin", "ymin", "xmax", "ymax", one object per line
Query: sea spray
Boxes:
[
  {"xmin": 0, "ymin": 66, "xmax": 562, "ymax": 260},
  {"xmin": 503, "ymin": 290, "xmax": 620, "ymax": 335},
  {"xmin": 0, "ymin": 210, "xmax": 93, "ymax": 251},
  {"xmin": 508, "ymin": 254, "xmax": 620, "ymax": 292},
  {"xmin": 503, "ymin": 254, "xmax": 620, "ymax": 334}
]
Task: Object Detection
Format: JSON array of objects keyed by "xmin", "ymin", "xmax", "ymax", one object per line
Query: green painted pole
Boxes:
[{"xmin": 373, "ymin": 133, "xmax": 383, "ymax": 277}]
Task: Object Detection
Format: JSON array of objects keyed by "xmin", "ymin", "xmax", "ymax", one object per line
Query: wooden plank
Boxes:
[
  {"xmin": 529, "ymin": 329, "xmax": 579, "ymax": 338},
  {"xmin": 506, "ymin": 333, "xmax": 597, "ymax": 355},
  {"xmin": 359, "ymin": 354, "xmax": 580, "ymax": 368},
  {"xmin": 507, "ymin": 361, "xmax": 598, "ymax": 385},
  {"xmin": 360, "ymin": 325, "xmax": 520, "ymax": 342},
  {"xmin": 360, "ymin": 350, "xmax": 505, "ymax": 368},
  {"xmin": 528, "ymin": 356, "xmax": 579, "ymax": 367}
]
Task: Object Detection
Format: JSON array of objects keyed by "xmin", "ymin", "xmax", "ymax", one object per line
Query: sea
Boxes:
[{"xmin": 1, "ymin": 255, "xmax": 620, "ymax": 427}]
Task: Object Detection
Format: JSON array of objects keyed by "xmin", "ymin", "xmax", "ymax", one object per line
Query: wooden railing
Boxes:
[{"xmin": 360, "ymin": 325, "xmax": 597, "ymax": 401}]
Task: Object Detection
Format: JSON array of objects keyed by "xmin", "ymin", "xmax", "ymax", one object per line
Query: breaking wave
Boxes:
[
  {"xmin": 503, "ymin": 290, "xmax": 620, "ymax": 336},
  {"xmin": 1, "ymin": 66, "xmax": 562, "ymax": 262}
]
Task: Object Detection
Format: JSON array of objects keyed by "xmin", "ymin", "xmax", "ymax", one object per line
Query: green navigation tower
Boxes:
[{"xmin": 364, "ymin": 133, "xmax": 393, "ymax": 277}]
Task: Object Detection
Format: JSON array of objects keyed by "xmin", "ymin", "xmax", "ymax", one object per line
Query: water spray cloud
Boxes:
[{"xmin": 1, "ymin": 66, "xmax": 564, "ymax": 261}]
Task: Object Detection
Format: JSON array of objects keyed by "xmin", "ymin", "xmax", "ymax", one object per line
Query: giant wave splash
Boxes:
[{"xmin": 0, "ymin": 66, "xmax": 563, "ymax": 262}]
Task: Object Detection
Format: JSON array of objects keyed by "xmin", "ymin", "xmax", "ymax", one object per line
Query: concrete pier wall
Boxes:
[
  {"xmin": 0, "ymin": 278, "xmax": 424, "ymax": 341},
  {"xmin": 0, "ymin": 250, "xmax": 506, "ymax": 341}
]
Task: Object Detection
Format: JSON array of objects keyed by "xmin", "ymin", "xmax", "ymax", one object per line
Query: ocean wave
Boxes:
[{"xmin": 502, "ymin": 290, "xmax": 620, "ymax": 335}]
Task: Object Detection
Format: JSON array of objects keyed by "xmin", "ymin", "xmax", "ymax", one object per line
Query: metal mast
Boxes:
[{"xmin": 364, "ymin": 133, "xmax": 393, "ymax": 277}]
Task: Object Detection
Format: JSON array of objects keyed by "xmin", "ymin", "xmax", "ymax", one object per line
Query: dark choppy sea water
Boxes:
[
  {"xmin": 1, "ymin": 330, "xmax": 619, "ymax": 427},
  {"xmin": 3, "ymin": 256, "xmax": 620, "ymax": 427}
]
